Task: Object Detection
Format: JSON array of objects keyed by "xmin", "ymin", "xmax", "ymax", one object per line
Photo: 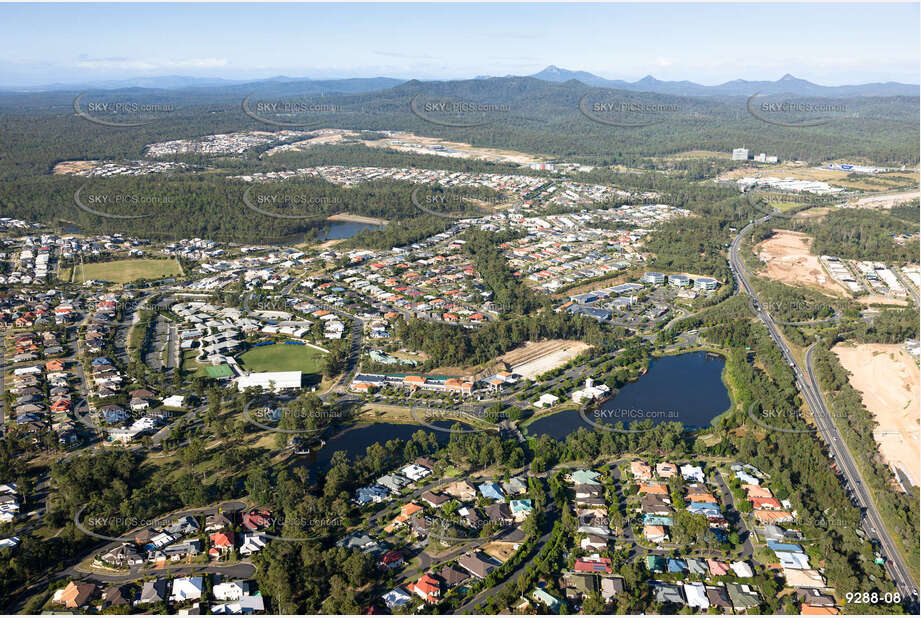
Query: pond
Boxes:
[
  {"xmin": 524, "ymin": 351, "xmax": 731, "ymax": 440},
  {"xmin": 324, "ymin": 221, "xmax": 383, "ymax": 240},
  {"xmin": 309, "ymin": 420, "xmax": 469, "ymax": 469}
]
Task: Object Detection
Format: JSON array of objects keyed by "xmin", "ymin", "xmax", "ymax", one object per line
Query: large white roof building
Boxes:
[{"xmin": 234, "ymin": 371, "xmax": 302, "ymax": 392}]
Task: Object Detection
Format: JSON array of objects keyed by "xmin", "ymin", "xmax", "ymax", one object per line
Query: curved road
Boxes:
[{"xmin": 730, "ymin": 216, "xmax": 918, "ymax": 601}]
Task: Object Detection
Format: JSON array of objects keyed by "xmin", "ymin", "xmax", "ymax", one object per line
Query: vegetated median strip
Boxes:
[{"xmin": 809, "ymin": 344, "xmax": 921, "ymax": 581}]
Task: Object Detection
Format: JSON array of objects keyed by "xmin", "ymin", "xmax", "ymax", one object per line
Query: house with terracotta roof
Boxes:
[
  {"xmin": 801, "ymin": 606, "xmax": 839, "ymax": 615},
  {"xmin": 638, "ymin": 482, "xmax": 669, "ymax": 495},
  {"xmin": 656, "ymin": 462, "xmax": 678, "ymax": 478},
  {"xmin": 407, "ymin": 572, "xmax": 441, "ymax": 604},
  {"xmin": 55, "ymin": 581, "xmax": 97, "ymax": 609},
  {"xmin": 209, "ymin": 531, "xmax": 235, "ymax": 558},
  {"xmin": 744, "ymin": 484, "xmax": 774, "ymax": 498},
  {"xmin": 750, "ymin": 497, "xmax": 783, "ymax": 510},
  {"xmin": 385, "ymin": 502, "xmax": 424, "ymax": 532},
  {"xmin": 630, "ymin": 460, "xmax": 652, "ymax": 481},
  {"xmin": 753, "ymin": 510, "xmax": 794, "ymax": 524},
  {"xmin": 707, "ymin": 558, "xmax": 730, "ymax": 576},
  {"xmin": 643, "ymin": 525, "xmax": 668, "ymax": 543}
]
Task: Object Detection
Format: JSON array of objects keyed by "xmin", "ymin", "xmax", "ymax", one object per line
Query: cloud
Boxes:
[
  {"xmin": 74, "ymin": 57, "xmax": 228, "ymax": 71},
  {"xmin": 373, "ymin": 51, "xmax": 435, "ymax": 60}
]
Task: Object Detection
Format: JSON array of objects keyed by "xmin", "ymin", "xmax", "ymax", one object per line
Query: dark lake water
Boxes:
[
  {"xmin": 524, "ymin": 352, "xmax": 730, "ymax": 440},
  {"xmin": 325, "ymin": 221, "xmax": 383, "ymax": 240},
  {"xmin": 310, "ymin": 420, "xmax": 469, "ymax": 469}
]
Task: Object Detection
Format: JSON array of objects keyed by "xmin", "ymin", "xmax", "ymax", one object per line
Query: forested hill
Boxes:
[{"xmin": 0, "ymin": 76, "xmax": 917, "ymax": 182}]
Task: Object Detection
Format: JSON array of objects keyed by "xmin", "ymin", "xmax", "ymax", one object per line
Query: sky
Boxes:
[{"xmin": 1, "ymin": 3, "xmax": 919, "ymax": 88}]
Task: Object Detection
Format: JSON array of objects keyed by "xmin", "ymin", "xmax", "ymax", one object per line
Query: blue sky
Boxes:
[{"xmin": 1, "ymin": 3, "xmax": 918, "ymax": 87}]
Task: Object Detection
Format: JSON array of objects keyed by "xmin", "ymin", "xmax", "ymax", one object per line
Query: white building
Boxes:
[
  {"xmin": 535, "ymin": 393, "xmax": 560, "ymax": 408},
  {"xmin": 694, "ymin": 277, "xmax": 719, "ymax": 291},
  {"xmin": 169, "ymin": 577, "xmax": 204, "ymax": 603},
  {"xmin": 572, "ymin": 377, "xmax": 611, "ymax": 404},
  {"xmin": 732, "ymin": 148, "xmax": 749, "ymax": 161},
  {"xmin": 213, "ymin": 581, "xmax": 249, "ymax": 601},
  {"xmin": 234, "ymin": 371, "xmax": 302, "ymax": 392}
]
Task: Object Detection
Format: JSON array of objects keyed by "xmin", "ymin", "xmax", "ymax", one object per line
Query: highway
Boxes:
[{"xmin": 729, "ymin": 216, "xmax": 918, "ymax": 602}]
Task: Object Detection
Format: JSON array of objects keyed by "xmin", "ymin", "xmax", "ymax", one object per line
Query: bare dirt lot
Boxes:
[
  {"xmin": 833, "ymin": 343, "xmax": 920, "ymax": 488},
  {"xmin": 756, "ymin": 230, "xmax": 846, "ymax": 296},
  {"xmin": 849, "ymin": 190, "xmax": 920, "ymax": 209},
  {"xmin": 857, "ymin": 295, "xmax": 910, "ymax": 307},
  {"xmin": 53, "ymin": 160, "xmax": 99, "ymax": 175},
  {"xmin": 366, "ymin": 132, "xmax": 546, "ymax": 166},
  {"xmin": 718, "ymin": 165, "xmax": 916, "ymax": 192},
  {"xmin": 500, "ymin": 340, "xmax": 591, "ymax": 380}
]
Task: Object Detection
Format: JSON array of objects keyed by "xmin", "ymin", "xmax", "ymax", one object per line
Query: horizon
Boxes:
[
  {"xmin": 1, "ymin": 3, "xmax": 918, "ymax": 88},
  {"xmin": 4, "ymin": 64, "xmax": 920, "ymax": 93}
]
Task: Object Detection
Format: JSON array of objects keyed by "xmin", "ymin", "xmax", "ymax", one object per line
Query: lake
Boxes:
[
  {"xmin": 324, "ymin": 221, "xmax": 383, "ymax": 240},
  {"xmin": 310, "ymin": 420, "xmax": 469, "ymax": 469},
  {"xmin": 524, "ymin": 351, "xmax": 731, "ymax": 440}
]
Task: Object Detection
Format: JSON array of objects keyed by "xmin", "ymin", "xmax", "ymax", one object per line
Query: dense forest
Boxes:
[
  {"xmin": 394, "ymin": 309, "xmax": 607, "ymax": 367},
  {"xmin": 773, "ymin": 208, "xmax": 920, "ymax": 263}
]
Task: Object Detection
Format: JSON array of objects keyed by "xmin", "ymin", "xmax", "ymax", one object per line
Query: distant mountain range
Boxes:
[
  {"xmin": 523, "ymin": 65, "xmax": 919, "ymax": 98},
  {"xmin": 2, "ymin": 66, "xmax": 917, "ymax": 99},
  {"xmin": 1, "ymin": 75, "xmax": 405, "ymax": 95}
]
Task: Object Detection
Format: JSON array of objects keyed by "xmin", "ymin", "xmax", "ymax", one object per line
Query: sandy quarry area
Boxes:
[
  {"xmin": 367, "ymin": 133, "xmax": 546, "ymax": 166},
  {"xmin": 500, "ymin": 340, "xmax": 591, "ymax": 380},
  {"xmin": 756, "ymin": 230, "xmax": 846, "ymax": 296},
  {"xmin": 53, "ymin": 160, "xmax": 99, "ymax": 175},
  {"xmin": 849, "ymin": 191, "xmax": 920, "ymax": 209},
  {"xmin": 833, "ymin": 343, "xmax": 920, "ymax": 488}
]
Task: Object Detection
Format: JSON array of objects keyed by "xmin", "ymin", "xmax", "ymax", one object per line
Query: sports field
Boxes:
[
  {"xmin": 239, "ymin": 343, "xmax": 326, "ymax": 374},
  {"xmin": 77, "ymin": 258, "xmax": 182, "ymax": 283}
]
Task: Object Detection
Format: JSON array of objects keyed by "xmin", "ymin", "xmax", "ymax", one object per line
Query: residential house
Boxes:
[
  {"xmin": 139, "ymin": 578, "xmax": 168, "ymax": 606},
  {"xmin": 726, "ymin": 582, "xmax": 761, "ymax": 611},
  {"xmin": 443, "ymin": 480, "xmax": 477, "ymax": 501},
  {"xmin": 421, "ymin": 490, "xmax": 450, "ymax": 508},
  {"xmin": 209, "ymin": 531, "xmax": 235, "ymax": 558},
  {"xmin": 239, "ymin": 533, "xmax": 268, "ymax": 556},
  {"xmin": 457, "ymin": 551, "xmax": 497, "ymax": 579},
  {"xmin": 102, "ymin": 584, "xmax": 133, "ymax": 609},
  {"xmin": 213, "ymin": 581, "xmax": 249, "ymax": 601},
  {"xmin": 55, "ymin": 581, "xmax": 97, "ymax": 609},
  {"xmin": 169, "ymin": 576, "xmax": 204, "ymax": 603},
  {"xmin": 532, "ymin": 588, "xmax": 562, "ymax": 613},
  {"xmin": 407, "ymin": 572, "xmax": 441, "ymax": 604},
  {"xmin": 438, "ymin": 564, "xmax": 469, "ymax": 588}
]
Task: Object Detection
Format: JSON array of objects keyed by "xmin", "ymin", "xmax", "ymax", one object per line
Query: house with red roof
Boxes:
[
  {"xmin": 407, "ymin": 573, "xmax": 441, "ymax": 604},
  {"xmin": 378, "ymin": 550, "xmax": 404, "ymax": 571},
  {"xmin": 574, "ymin": 555, "xmax": 613, "ymax": 574},
  {"xmin": 208, "ymin": 531, "xmax": 235, "ymax": 558},
  {"xmin": 750, "ymin": 497, "xmax": 782, "ymax": 510},
  {"xmin": 242, "ymin": 509, "xmax": 271, "ymax": 531}
]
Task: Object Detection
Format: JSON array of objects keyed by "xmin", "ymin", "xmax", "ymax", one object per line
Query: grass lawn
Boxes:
[
  {"xmin": 239, "ymin": 343, "xmax": 326, "ymax": 375},
  {"xmin": 77, "ymin": 258, "xmax": 182, "ymax": 283},
  {"xmin": 769, "ymin": 201, "xmax": 806, "ymax": 212}
]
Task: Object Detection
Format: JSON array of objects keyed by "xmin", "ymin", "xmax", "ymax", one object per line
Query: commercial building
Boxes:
[
  {"xmin": 694, "ymin": 277, "xmax": 719, "ymax": 291},
  {"xmin": 668, "ymin": 274, "xmax": 690, "ymax": 288},
  {"xmin": 642, "ymin": 272, "xmax": 666, "ymax": 285},
  {"xmin": 731, "ymin": 148, "xmax": 749, "ymax": 161},
  {"xmin": 234, "ymin": 371, "xmax": 302, "ymax": 392}
]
